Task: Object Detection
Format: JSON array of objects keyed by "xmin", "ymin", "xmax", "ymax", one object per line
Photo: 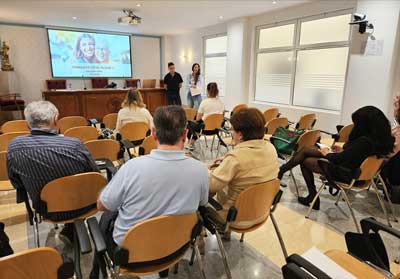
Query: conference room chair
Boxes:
[
  {"xmin": 306, "ymin": 156, "xmax": 397, "ymax": 232},
  {"xmin": 282, "ymin": 217, "xmax": 399, "ymax": 279},
  {"xmin": 0, "ymin": 151, "xmax": 13, "ymax": 191},
  {"xmin": 131, "ymin": 135, "xmax": 157, "ymax": 157},
  {"xmin": 272, "ymin": 130, "xmax": 321, "ymax": 195},
  {"xmin": 263, "ymin": 107, "xmax": 280, "ymax": 123},
  {"xmin": 125, "ymin": 78, "xmax": 140, "ymax": 88},
  {"xmin": 0, "ymin": 131, "xmax": 29, "ymax": 152},
  {"xmin": 201, "ymin": 179, "xmax": 287, "ymax": 279},
  {"xmin": 57, "ymin": 116, "xmax": 88, "ymax": 134},
  {"xmin": 29, "ymin": 172, "xmax": 107, "ymax": 278},
  {"xmin": 320, "ymin": 123, "xmax": 354, "ymax": 148},
  {"xmin": 102, "ymin": 113, "xmax": 118, "ymax": 130},
  {"xmin": 117, "ymin": 122, "xmax": 149, "ymax": 159},
  {"xmin": 142, "ymin": 79, "xmax": 156, "ymax": 88},
  {"xmin": 64, "ymin": 126, "xmax": 100, "ymax": 143},
  {"xmin": 194, "ymin": 113, "xmax": 224, "ymax": 156},
  {"xmin": 45, "ymin": 79, "xmax": 67, "ymax": 91},
  {"xmin": 91, "ymin": 77, "xmax": 109, "ymax": 89},
  {"xmin": 87, "ymin": 213, "xmax": 205, "ymax": 279},
  {"xmin": 85, "ymin": 139, "xmax": 120, "ymax": 180},
  {"xmin": 295, "ymin": 113, "xmax": 317, "ymax": 130},
  {"xmin": 0, "ymin": 247, "xmax": 74, "ymax": 279},
  {"xmin": 1, "ymin": 119, "xmax": 29, "ymax": 134},
  {"xmin": 264, "ymin": 117, "xmax": 289, "ymax": 140},
  {"xmin": 184, "ymin": 107, "xmax": 197, "ymax": 121}
]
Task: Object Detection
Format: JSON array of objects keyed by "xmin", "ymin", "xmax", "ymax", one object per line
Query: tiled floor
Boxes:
[{"xmin": 2, "ymin": 140, "xmax": 400, "ymax": 278}]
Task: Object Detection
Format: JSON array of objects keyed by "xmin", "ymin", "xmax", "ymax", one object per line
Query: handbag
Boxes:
[{"xmin": 271, "ymin": 127, "xmax": 305, "ymax": 155}]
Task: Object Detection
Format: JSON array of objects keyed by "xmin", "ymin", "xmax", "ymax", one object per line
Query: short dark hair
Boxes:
[
  {"xmin": 168, "ymin": 62, "xmax": 175, "ymax": 68},
  {"xmin": 230, "ymin": 108, "xmax": 266, "ymax": 141},
  {"xmin": 154, "ymin": 105, "xmax": 187, "ymax": 145}
]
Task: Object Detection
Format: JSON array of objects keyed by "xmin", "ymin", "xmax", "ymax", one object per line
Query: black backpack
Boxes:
[{"xmin": 0, "ymin": 222, "xmax": 14, "ymax": 257}]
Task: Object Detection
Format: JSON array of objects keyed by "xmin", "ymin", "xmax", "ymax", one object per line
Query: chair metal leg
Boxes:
[
  {"xmin": 211, "ymin": 135, "xmax": 216, "ymax": 151},
  {"xmin": 240, "ymin": 233, "xmax": 245, "ymax": 243},
  {"xmin": 73, "ymin": 226, "xmax": 82, "ymax": 279},
  {"xmin": 341, "ymin": 189, "xmax": 361, "ymax": 233},
  {"xmin": 33, "ymin": 213, "xmax": 40, "ymax": 247},
  {"xmin": 290, "ymin": 169, "xmax": 300, "ymax": 197},
  {"xmin": 270, "ymin": 213, "xmax": 288, "ymax": 259},
  {"xmin": 372, "ymin": 181, "xmax": 392, "ymax": 227},
  {"xmin": 194, "ymin": 242, "xmax": 206, "ymax": 279},
  {"xmin": 189, "ymin": 247, "xmax": 195, "ymax": 266},
  {"xmin": 173, "ymin": 262, "xmax": 179, "ymax": 274},
  {"xmin": 215, "ymin": 231, "xmax": 232, "ymax": 279},
  {"xmin": 334, "ymin": 190, "xmax": 342, "ymax": 206},
  {"xmin": 378, "ymin": 175, "xmax": 398, "ymax": 222},
  {"xmin": 306, "ymin": 184, "xmax": 325, "ymax": 218}
]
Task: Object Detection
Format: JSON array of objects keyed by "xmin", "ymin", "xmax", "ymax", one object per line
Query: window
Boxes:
[
  {"xmin": 204, "ymin": 35, "xmax": 227, "ymax": 96},
  {"xmin": 254, "ymin": 12, "xmax": 351, "ymax": 111}
]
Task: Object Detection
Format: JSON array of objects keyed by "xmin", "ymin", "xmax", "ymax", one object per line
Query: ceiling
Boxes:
[{"xmin": 0, "ymin": 0, "xmax": 309, "ymax": 35}]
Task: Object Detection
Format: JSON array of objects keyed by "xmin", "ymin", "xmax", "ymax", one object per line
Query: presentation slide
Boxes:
[{"xmin": 47, "ymin": 29, "xmax": 132, "ymax": 78}]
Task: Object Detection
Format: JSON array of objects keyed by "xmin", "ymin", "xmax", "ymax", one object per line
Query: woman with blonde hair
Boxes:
[{"xmin": 115, "ymin": 89, "xmax": 153, "ymax": 133}]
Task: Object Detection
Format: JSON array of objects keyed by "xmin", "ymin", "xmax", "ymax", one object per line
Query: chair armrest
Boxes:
[
  {"xmin": 120, "ymin": 139, "xmax": 134, "ymax": 150},
  {"xmin": 270, "ymin": 136, "xmax": 290, "ymax": 144},
  {"xmin": 226, "ymin": 206, "xmax": 237, "ymax": 223},
  {"xmin": 284, "ymin": 254, "xmax": 332, "ymax": 279},
  {"xmin": 57, "ymin": 255, "xmax": 75, "ymax": 279},
  {"xmin": 86, "ymin": 217, "xmax": 107, "ymax": 254},
  {"xmin": 208, "ymin": 196, "xmax": 223, "ymax": 211},
  {"xmin": 96, "ymin": 158, "xmax": 117, "ymax": 181},
  {"xmin": 361, "ymin": 217, "xmax": 400, "ymax": 239},
  {"xmin": 73, "ymin": 219, "xmax": 92, "ymax": 254},
  {"xmin": 88, "ymin": 119, "xmax": 98, "ymax": 127}
]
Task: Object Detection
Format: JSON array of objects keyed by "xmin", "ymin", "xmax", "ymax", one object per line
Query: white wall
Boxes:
[
  {"xmin": 163, "ymin": 23, "xmax": 226, "ymax": 104},
  {"xmin": 0, "ymin": 25, "xmax": 161, "ymax": 103}
]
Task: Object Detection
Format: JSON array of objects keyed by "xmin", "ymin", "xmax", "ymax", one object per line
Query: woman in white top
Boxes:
[
  {"xmin": 187, "ymin": 82, "xmax": 225, "ymax": 148},
  {"xmin": 185, "ymin": 63, "xmax": 204, "ymax": 110},
  {"xmin": 115, "ymin": 89, "xmax": 154, "ymax": 133}
]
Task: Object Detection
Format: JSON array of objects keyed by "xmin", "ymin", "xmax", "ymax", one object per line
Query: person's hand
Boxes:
[
  {"xmin": 393, "ymin": 96, "xmax": 400, "ymax": 118},
  {"xmin": 331, "ymin": 145, "xmax": 343, "ymax": 153},
  {"xmin": 319, "ymin": 148, "xmax": 330, "ymax": 156}
]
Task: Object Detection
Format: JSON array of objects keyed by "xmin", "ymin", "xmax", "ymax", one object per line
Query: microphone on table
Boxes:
[{"xmin": 82, "ymin": 75, "xmax": 87, "ymax": 90}]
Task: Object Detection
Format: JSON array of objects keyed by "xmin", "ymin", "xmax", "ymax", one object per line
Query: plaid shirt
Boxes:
[{"xmin": 7, "ymin": 129, "xmax": 99, "ymax": 221}]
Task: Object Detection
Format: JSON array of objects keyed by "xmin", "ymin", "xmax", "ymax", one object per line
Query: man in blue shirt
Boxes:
[{"xmin": 91, "ymin": 105, "xmax": 209, "ymax": 278}]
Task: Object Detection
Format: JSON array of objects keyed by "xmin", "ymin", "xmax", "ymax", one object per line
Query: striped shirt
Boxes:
[{"xmin": 6, "ymin": 129, "xmax": 99, "ymax": 221}]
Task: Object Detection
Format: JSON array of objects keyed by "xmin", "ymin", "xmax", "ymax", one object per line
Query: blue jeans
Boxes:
[{"xmin": 187, "ymin": 92, "xmax": 202, "ymax": 110}]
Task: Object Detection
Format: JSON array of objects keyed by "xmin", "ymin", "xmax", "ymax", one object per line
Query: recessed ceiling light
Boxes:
[
  {"xmin": 218, "ymin": 15, "xmax": 224, "ymax": 20},
  {"xmin": 72, "ymin": 16, "xmax": 77, "ymax": 20},
  {"xmin": 272, "ymin": 0, "xmax": 277, "ymax": 4},
  {"xmin": 136, "ymin": 3, "xmax": 141, "ymax": 7}
]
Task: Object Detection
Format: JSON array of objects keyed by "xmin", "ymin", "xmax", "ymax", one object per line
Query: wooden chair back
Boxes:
[
  {"xmin": 119, "ymin": 122, "xmax": 149, "ymax": 142},
  {"xmin": 46, "ymin": 79, "xmax": 67, "ymax": 90},
  {"xmin": 0, "ymin": 132, "xmax": 29, "ymax": 152},
  {"xmin": 358, "ymin": 156, "xmax": 384, "ymax": 181},
  {"xmin": 85, "ymin": 139, "xmax": 120, "ymax": 161},
  {"xmin": 337, "ymin": 124, "xmax": 354, "ymax": 143},
  {"xmin": 142, "ymin": 79, "xmax": 156, "ymax": 89},
  {"xmin": 91, "ymin": 78, "xmax": 109, "ymax": 89},
  {"xmin": 140, "ymin": 136, "xmax": 157, "ymax": 155},
  {"xmin": 64, "ymin": 126, "xmax": 99, "ymax": 143},
  {"xmin": 231, "ymin": 104, "xmax": 248, "ymax": 115},
  {"xmin": 263, "ymin": 108, "xmax": 279, "ymax": 123},
  {"xmin": 296, "ymin": 113, "xmax": 317, "ymax": 130},
  {"xmin": 203, "ymin": 114, "xmax": 224, "ymax": 131},
  {"xmin": 41, "ymin": 172, "xmax": 106, "ymax": 213},
  {"xmin": 184, "ymin": 108, "xmax": 197, "ymax": 121},
  {"xmin": 122, "ymin": 213, "xmax": 198, "ymax": 263},
  {"xmin": 232, "ymin": 179, "xmax": 280, "ymax": 226},
  {"xmin": 0, "ymin": 247, "xmax": 63, "ymax": 279},
  {"xmin": 265, "ymin": 117, "xmax": 289, "ymax": 135},
  {"xmin": 1, "ymin": 120, "xmax": 30, "ymax": 133},
  {"xmin": 102, "ymin": 113, "xmax": 118, "ymax": 130},
  {"xmin": 125, "ymin": 79, "xmax": 140, "ymax": 88},
  {"xmin": 58, "ymin": 116, "xmax": 87, "ymax": 134},
  {"xmin": 296, "ymin": 130, "xmax": 321, "ymax": 150},
  {"xmin": 0, "ymin": 151, "xmax": 7, "ymax": 181}
]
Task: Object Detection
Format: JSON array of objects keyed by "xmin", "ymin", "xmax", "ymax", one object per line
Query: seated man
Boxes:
[
  {"xmin": 91, "ymin": 105, "xmax": 209, "ymax": 278},
  {"xmin": 7, "ymin": 101, "xmax": 98, "ymax": 240}
]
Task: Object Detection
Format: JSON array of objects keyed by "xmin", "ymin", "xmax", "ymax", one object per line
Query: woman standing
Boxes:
[{"xmin": 186, "ymin": 63, "xmax": 204, "ymax": 110}]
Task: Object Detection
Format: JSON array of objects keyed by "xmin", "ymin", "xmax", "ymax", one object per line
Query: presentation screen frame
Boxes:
[{"xmin": 47, "ymin": 28, "xmax": 132, "ymax": 78}]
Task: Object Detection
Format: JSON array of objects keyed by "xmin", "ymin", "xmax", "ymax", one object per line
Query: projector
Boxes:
[{"xmin": 118, "ymin": 9, "xmax": 142, "ymax": 25}]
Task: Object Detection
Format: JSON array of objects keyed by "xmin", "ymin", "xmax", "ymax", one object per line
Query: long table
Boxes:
[{"xmin": 42, "ymin": 88, "xmax": 166, "ymax": 120}]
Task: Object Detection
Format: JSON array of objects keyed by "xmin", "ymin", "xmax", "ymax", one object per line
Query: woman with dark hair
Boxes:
[
  {"xmin": 185, "ymin": 63, "xmax": 204, "ymax": 110},
  {"xmin": 74, "ymin": 34, "xmax": 99, "ymax": 63},
  {"xmin": 187, "ymin": 82, "xmax": 224, "ymax": 149},
  {"xmin": 208, "ymin": 108, "xmax": 279, "ymax": 233},
  {"xmin": 278, "ymin": 106, "xmax": 395, "ymax": 210},
  {"xmin": 115, "ymin": 89, "xmax": 153, "ymax": 133}
]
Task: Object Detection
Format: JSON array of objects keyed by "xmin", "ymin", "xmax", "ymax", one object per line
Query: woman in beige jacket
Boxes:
[{"xmin": 209, "ymin": 108, "xmax": 279, "ymax": 233}]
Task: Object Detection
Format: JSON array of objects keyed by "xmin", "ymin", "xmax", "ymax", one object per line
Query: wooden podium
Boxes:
[{"xmin": 42, "ymin": 88, "xmax": 166, "ymax": 120}]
